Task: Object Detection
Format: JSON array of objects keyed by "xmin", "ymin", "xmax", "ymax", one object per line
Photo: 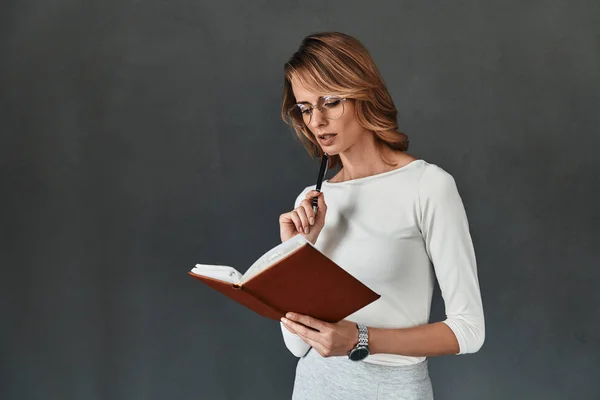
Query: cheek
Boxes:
[{"xmin": 337, "ymin": 114, "xmax": 362, "ymax": 138}]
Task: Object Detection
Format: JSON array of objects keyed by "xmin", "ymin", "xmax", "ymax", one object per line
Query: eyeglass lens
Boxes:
[{"xmin": 291, "ymin": 97, "xmax": 345, "ymax": 126}]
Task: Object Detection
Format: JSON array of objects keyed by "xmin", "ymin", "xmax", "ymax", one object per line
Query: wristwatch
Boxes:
[{"xmin": 347, "ymin": 323, "xmax": 370, "ymax": 361}]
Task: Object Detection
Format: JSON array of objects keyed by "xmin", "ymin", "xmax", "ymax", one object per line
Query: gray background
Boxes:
[{"xmin": 1, "ymin": 0, "xmax": 599, "ymax": 399}]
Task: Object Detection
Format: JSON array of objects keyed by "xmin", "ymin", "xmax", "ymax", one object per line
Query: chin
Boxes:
[
  {"xmin": 319, "ymin": 144, "xmax": 344, "ymax": 155},
  {"xmin": 321, "ymin": 149, "xmax": 340, "ymax": 155}
]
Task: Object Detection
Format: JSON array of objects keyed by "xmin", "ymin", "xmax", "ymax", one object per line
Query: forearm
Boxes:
[{"xmin": 369, "ymin": 322, "xmax": 459, "ymax": 357}]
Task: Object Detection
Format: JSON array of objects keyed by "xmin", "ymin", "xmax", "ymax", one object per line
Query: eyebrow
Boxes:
[
  {"xmin": 296, "ymin": 95, "xmax": 338, "ymax": 104},
  {"xmin": 295, "ymin": 97, "xmax": 325, "ymax": 105}
]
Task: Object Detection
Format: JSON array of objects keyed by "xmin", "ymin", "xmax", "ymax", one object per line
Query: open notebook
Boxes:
[{"xmin": 189, "ymin": 235, "xmax": 380, "ymax": 322}]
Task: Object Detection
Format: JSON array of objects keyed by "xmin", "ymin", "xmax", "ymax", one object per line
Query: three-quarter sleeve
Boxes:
[
  {"xmin": 279, "ymin": 187, "xmax": 313, "ymax": 358},
  {"xmin": 418, "ymin": 165, "xmax": 485, "ymax": 354},
  {"xmin": 280, "ymin": 322, "xmax": 312, "ymax": 357}
]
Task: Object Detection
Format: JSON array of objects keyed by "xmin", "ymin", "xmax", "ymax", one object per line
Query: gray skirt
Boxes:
[{"xmin": 292, "ymin": 348, "xmax": 434, "ymax": 400}]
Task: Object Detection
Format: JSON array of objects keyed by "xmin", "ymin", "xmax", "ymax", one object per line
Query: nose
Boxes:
[{"xmin": 310, "ymin": 108, "xmax": 328, "ymax": 129}]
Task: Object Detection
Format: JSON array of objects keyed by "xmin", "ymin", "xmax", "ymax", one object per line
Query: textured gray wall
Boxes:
[{"xmin": 1, "ymin": 1, "xmax": 599, "ymax": 399}]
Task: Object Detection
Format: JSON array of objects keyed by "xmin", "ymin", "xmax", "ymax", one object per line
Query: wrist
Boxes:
[
  {"xmin": 347, "ymin": 323, "xmax": 370, "ymax": 361},
  {"xmin": 348, "ymin": 324, "xmax": 359, "ymax": 352}
]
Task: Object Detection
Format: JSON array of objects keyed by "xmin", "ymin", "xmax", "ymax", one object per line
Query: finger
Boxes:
[
  {"xmin": 282, "ymin": 318, "xmax": 321, "ymax": 342},
  {"xmin": 299, "ymin": 199, "xmax": 316, "ymax": 226},
  {"xmin": 313, "ymin": 193, "xmax": 327, "ymax": 223},
  {"xmin": 304, "ymin": 189, "xmax": 321, "ymax": 200},
  {"xmin": 281, "ymin": 321, "xmax": 296, "ymax": 334},
  {"xmin": 295, "ymin": 333, "xmax": 327, "ymax": 356},
  {"xmin": 304, "ymin": 190, "xmax": 321, "ymax": 206},
  {"xmin": 288, "ymin": 212, "xmax": 303, "ymax": 234},
  {"xmin": 286, "ymin": 312, "xmax": 328, "ymax": 332},
  {"xmin": 280, "ymin": 212, "xmax": 299, "ymax": 233},
  {"xmin": 294, "ymin": 207, "xmax": 311, "ymax": 234},
  {"xmin": 305, "ymin": 190, "xmax": 326, "ymax": 211},
  {"xmin": 317, "ymin": 192, "xmax": 327, "ymax": 212}
]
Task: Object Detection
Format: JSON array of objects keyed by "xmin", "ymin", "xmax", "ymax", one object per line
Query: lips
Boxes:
[
  {"xmin": 317, "ymin": 133, "xmax": 337, "ymax": 146},
  {"xmin": 317, "ymin": 133, "xmax": 337, "ymax": 139}
]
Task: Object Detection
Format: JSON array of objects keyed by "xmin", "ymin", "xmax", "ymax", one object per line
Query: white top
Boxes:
[{"xmin": 279, "ymin": 159, "xmax": 485, "ymax": 366}]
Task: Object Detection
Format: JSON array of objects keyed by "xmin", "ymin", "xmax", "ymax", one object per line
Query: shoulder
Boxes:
[
  {"xmin": 417, "ymin": 161, "xmax": 460, "ymax": 199},
  {"xmin": 420, "ymin": 161, "xmax": 456, "ymax": 185}
]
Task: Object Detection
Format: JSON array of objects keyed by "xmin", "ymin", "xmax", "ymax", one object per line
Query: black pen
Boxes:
[{"xmin": 312, "ymin": 153, "xmax": 329, "ymax": 214}]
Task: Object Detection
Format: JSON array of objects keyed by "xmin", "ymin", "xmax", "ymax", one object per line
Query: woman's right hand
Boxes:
[{"xmin": 279, "ymin": 190, "xmax": 327, "ymax": 244}]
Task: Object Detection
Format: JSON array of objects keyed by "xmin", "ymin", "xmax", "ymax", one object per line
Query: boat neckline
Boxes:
[{"xmin": 323, "ymin": 159, "xmax": 425, "ymax": 186}]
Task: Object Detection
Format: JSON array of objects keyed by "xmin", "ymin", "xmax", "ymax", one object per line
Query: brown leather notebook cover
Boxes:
[{"xmin": 189, "ymin": 243, "xmax": 381, "ymax": 323}]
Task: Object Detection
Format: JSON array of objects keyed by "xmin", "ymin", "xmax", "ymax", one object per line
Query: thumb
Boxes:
[{"xmin": 315, "ymin": 192, "xmax": 327, "ymax": 222}]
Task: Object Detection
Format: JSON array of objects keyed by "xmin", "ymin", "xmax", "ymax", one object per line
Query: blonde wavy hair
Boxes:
[{"xmin": 281, "ymin": 31, "xmax": 409, "ymax": 169}]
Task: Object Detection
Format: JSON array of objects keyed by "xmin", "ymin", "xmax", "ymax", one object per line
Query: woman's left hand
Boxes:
[{"xmin": 281, "ymin": 313, "xmax": 359, "ymax": 357}]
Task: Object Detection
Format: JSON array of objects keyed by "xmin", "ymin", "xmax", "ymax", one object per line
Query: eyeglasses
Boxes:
[{"xmin": 287, "ymin": 96, "xmax": 347, "ymax": 127}]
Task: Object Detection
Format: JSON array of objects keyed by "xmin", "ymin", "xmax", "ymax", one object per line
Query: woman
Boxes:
[{"xmin": 277, "ymin": 32, "xmax": 485, "ymax": 399}]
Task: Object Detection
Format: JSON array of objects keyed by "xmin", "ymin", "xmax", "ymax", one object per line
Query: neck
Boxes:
[{"xmin": 337, "ymin": 133, "xmax": 394, "ymax": 181}]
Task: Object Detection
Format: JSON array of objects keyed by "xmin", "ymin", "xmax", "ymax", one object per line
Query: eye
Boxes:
[
  {"xmin": 324, "ymin": 99, "xmax": 341, "ymax": 108},
  {"xmin": 296, "ymin": 104, "xmax": 311, "ymax": 114}
]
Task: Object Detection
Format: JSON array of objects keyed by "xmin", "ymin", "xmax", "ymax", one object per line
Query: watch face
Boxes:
[{"xmin": 349, "ymin": 347, "xmax": 369, "ymax": 361}]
